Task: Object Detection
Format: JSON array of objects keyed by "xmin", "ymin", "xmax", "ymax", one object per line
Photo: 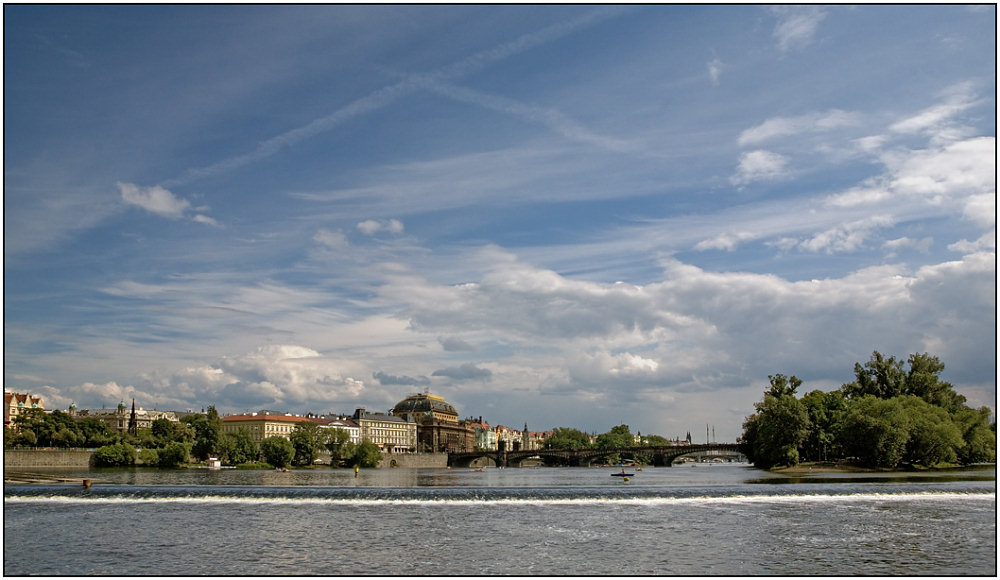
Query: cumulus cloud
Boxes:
[
  {"xmin": 948, "ymin": 231, "xmax": 996, "ymax": 254},
  {"xmin": 770, "ymin": 6, "xmax": 826, "ymax": 51},
  {"xmin": 369, "ymin": 247, "xmax": 994, "ymax": 417},
  {"xmin": 357, "ymin": 218, "xmax": 404, "ymax": 235},
  {"xmin": 117, "ymin": 182, "xmax": 215, "ymax": 225},
  {"xmin": 730, "ymin": 150, "xmax": 789, "ymax": 186},
  {"xmin": 961, "ymin": 193, "xmax": 996, "ymax": 228},
  {"xmin": 120, "ymin": 344, "xmax": 374, "ymax": 411},
  {"xmin": 826, "ymin": 136, "xmax": 995, "ymax": 210}
]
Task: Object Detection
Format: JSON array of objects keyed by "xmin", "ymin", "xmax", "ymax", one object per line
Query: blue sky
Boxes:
[{"xmin": 4, "ymin": 5, "xmax": 995, "ymax": 441}]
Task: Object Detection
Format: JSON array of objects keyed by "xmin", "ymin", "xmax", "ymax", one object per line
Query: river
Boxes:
[{"xmin": 4, "ymin": 463, "xmax": 995, "ymax": 576}]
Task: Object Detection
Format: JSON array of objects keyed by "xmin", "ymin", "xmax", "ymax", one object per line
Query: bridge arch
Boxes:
[{"xmin": 448, "ymin": 443, "xmax": 743, "ymax": 468}]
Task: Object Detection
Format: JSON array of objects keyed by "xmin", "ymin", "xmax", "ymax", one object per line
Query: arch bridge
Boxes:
[{"xmin": 448, "ymin": 443, "xmax": 743, "ymax": 468}]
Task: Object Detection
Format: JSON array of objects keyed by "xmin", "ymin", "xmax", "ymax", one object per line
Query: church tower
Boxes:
[{"xmin": 128, "ymin": 398, "xmax": 138, "ymax": 436}]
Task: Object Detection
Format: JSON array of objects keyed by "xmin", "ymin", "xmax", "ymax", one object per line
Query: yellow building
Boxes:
[
  {"xmin": 4, "ymin": 390, "xmax": 44, "ymax": 429},
  {"xmin": 353, "ymin": 408, "xmax": 417, "ymax": 453},
  {"xmin": 220, "ymin": 412, "xmax": 318, "ymax": 442}
]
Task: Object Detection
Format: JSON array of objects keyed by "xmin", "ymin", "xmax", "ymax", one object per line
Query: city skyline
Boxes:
[{"xmin": 4, "ymin": 5, "xmax": 995, "ymax": 441}]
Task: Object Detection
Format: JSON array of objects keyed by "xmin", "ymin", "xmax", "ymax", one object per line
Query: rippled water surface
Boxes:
[{"xmin": 5, "ymin": 464, "xmax": 995, "ymax": 576}]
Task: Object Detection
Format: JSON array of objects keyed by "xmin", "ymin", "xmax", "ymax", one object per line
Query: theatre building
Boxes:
[{"xmin": 391, "ymin": 392, "xmax": 474, "ymax": 453}]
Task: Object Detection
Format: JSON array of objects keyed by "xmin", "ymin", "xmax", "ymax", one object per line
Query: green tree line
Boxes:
[
  {"xmin": 5, "ymin": 405, "xmax": 382, "ymax": 469},
  {"xmin": 741, "ymin": 351, "xmax": 996, "ymax": 469},
  {"xmin": 540, "ymin": 424, "xmax": 675, "ymax": 465}
]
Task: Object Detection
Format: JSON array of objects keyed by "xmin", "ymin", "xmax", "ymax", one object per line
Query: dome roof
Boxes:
[{"xmin": 392, "ymin": 393, "xmax": 457, "ymax": 416}]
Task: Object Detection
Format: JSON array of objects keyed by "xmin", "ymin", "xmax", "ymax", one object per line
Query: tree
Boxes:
[
  {"xmin": 545, "ymin": 427, "xmax": 592, "ymax": 450},
  {"xmin": 183, "ymin": 406, "xmax": 221, "ymax": 461},
  {"xmin": 156, "ymin": 441, "xmax": 191, "ymax": 467},
  {"xmin": 290, "ymin": 422, "xmax": 327, "ymax": 466},
  {"xmin": 349, "ymin": 441, "xmax": 382, "ymax": 468},
  {"xmin": 838, "ymin": 396, "xmax": 910, "ymax": 468},
  {"xmin": 138, "ymin": 448, "xmax": 160, "ymax": 466},
  {"xmin": 151, "ymin": 418, "xmax": 192, "ymax": 448},
  {"xmin": 951, "ymin": 406, "xmax": 997, "ymax": 464},
  {"xmin": 595, "ymin": 424, "xmax": 633, "ymax": 449},
  {"xmin": 51, "ymin": 427, "xmax": 84, "ymax": 448},
  {"xmin": 219, "ymin": 428, "xmax": 258, "ymax": 465},
  {"xmin": 260, "ymin": 436, "xmax": 295, "ymax": 468},
  {"xmin": 325, "ymin": 428, "xmax": 353, "ymax": 461},
  {"xmin": 11, "ymin": 428, "xmax": 37, "ymax": 447},
  {"xmin": 842, "ymin": 351, "xmax": 907, "ymax": 400},
  {"xmin": 77, "ymin": 417, "xmax": 116, "ymax": 447},
  {"xmin": 13, "ymin": 409, "xmax": 76, "ymax": 447},
  {"xmin": 767, "ymin": 374, "xmax": 803, "ymax": 398},
  {"xmin": 741, "ymin": 393, "xmax": 810, "ymax": 469},
  {"xmin": 93, "ymin": 442, "xmax": 137, "ymax": 467},
  {"xmin": 904, "ymin": 352, "xmax": 967, "ymax": 411},
  {"xmin": 799, "ymin": 389, "xmax": 846, "ymax": 462},
  {"xmin": 643, "ymin": 434, "xmax": 672, "ymax": 447},
  {"xmin": 896, "ymin": 396, "xmax": 962, "ymax": 466}
]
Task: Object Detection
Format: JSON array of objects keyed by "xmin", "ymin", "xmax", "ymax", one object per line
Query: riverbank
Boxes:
[{"xmin": 770, "ymin": 461, "xmax": 995, "ymax": 474}]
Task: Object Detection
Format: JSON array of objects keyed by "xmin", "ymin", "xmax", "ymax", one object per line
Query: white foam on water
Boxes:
[{"xmin": 4, "ymin": 491, "xmax": 994, "ymax": 506}]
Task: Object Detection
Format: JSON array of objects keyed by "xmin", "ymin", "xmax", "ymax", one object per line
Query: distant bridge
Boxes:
[{"xmin": 447, "ymin": 443, "xmax": 744, "ymax": 468}]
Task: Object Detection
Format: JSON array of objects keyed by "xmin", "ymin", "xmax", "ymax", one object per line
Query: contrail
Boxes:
[{"xmin": 162, "ymin": 6, "xmax": 629, "ymax": 188}]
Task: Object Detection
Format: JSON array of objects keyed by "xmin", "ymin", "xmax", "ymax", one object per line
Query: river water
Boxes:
[{"xmin": 4, "ymin": 463, "xmax": 995, "ymax": 576}]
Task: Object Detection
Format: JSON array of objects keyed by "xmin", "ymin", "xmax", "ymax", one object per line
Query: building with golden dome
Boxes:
[{"xmin": 390, "ymin": 392, "xmax": 473, "ymax": 453}]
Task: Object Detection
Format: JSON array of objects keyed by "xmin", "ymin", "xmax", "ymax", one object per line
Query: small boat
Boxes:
[{"xmin": 611, "ymin": 470, "xmax": 634, "ymax": 477}]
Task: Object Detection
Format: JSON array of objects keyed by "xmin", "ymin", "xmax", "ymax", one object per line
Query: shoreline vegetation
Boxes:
[
  {"xmin": 770, "ymin": 461, "xmax": 996, "ymax": 475},
  {"xmin": 740, "ymin": 350, "xmax": 996, "ymax": 471}
]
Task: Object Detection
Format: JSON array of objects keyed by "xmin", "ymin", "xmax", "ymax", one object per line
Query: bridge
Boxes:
[{"xmin": 447, "ymin": 443, "xmax": 744, "ymax": 468}]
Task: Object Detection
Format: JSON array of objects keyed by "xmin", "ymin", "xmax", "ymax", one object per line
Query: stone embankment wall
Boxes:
[
  {"xmin": 380, "ymin": 452, "xmax": 448, "ymax": 468},
  {"xmin": 4, "ymin": 449, "xmax": 94, "ymax": 467}
]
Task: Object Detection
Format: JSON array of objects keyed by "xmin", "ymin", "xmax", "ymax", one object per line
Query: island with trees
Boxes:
[{"xmin": 740, "ymin": 351, "xmax": 996, "ymax": 470}]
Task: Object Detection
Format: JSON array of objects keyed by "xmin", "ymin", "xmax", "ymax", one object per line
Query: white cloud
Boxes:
[
  {"xmin": 118, "ymin": 182, "xmax": 191, "ymax": 218},
  {"xmin": 730, "ymin": 150, "xmax": 789, "ymax": 186},
  {"xmin": 962, "ymin": 193, "xmax": 996, "ymax": 229},
  {"xmin": 738, "ymin": 110, "xmax": 858, "ymax": 147},
  {"xmin": 117, "ymin": 181, "xmax": 218, "ymax": 225},
  {"xmin": 889, "ymin": 82, "xmax": 978, "ymax": 139},
  {"xmin": 695, "ymin": 232, "xmax": 756, "ymax": 252},
  {"xmin": 357, "ymin": 218, "xmax": 404, "ymax": 235},
  {"xmin": 883, "ymin": 236, "xmax": 933, "ymax": 256},
  {"xmin": 707, "ymin": 58, "xmax": 723, "ymax": 86},
  {"xmin": 770, "ymin": 6, "xmax": 826, "ymax": 51},
  {"xmin": 192, "ymin": 214, "xmax": 220, "ymax": 227},
  {"xmin": 826, "ymin": 136, "xmax": 995, "ymax": 210},
  {"xmin": 798, "ymin": 215, "xmax": 894, "ymax": 254},
  {"xmin": 314, "ymin": 228, "xmax": 349, "ymax": 248},
  {"xmin": 948, "ymin": 230, "xmax": 996, "ymax": 254}
]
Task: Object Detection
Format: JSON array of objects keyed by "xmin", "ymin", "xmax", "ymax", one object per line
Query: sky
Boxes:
[{"xmin": 3, "ymin": 4, "xmax": 996, "ymax": 442}]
